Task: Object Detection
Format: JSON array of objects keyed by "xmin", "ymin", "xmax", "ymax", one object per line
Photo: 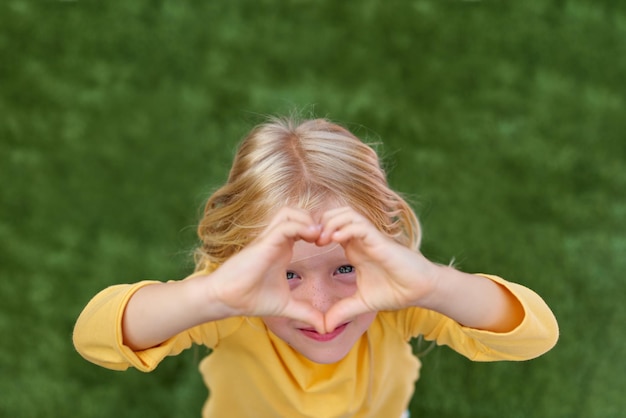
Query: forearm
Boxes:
[
  {"xmin": 417, "ymin": 264, "xmax": 525, "ymax": 333},
  {"xmin": 122, "ymin": 274, "xmax": 227, "ymax": 350}
]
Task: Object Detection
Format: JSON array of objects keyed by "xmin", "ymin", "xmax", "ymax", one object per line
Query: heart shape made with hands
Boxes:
[
  {"xmin": 273, "ymin": 240, "xmax": 366, "ymax": 334},
  {"xmin": 242, "ymin": 206, "xmax": 430, "ymax": 335},
  {"xmin": 280, "ymin": 237, "xmax": 414, "ymax": 335}
]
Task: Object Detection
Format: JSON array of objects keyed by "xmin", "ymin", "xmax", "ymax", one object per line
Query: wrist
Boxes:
[
  {"xmin": 182, "ymin": 273, "xmax": 235, "ymax": 323},
  {"xmin": 411, "ymin": 260, "xmax": 447, "ymax": 311}
]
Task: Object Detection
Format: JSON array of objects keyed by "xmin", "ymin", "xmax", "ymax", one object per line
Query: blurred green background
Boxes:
[{"xmin": 1, "ymin": 1, "xmax": 624, "ymax": 417}]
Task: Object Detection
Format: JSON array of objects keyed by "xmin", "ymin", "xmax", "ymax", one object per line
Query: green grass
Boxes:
[{"xmin": 1, "ymin": 0, "xmax": 625, "ymax": 417}]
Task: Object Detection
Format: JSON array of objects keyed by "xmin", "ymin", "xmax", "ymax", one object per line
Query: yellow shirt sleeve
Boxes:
[
  {"xmin": 72, "ymin": 281, "xmax": 243, "ymax": 372},
  {"xmin": 385, "ymin": 274, "xmax": 559, "ymax": 361}
]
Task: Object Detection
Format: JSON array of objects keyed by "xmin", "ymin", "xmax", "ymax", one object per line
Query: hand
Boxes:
[
  {"xmin": 317, "ymin": 207, "xmax": 439, "ymax": 331},
  {"xmin": 206, "ymin": 207, "xmax": 326, "ymax": 333}
]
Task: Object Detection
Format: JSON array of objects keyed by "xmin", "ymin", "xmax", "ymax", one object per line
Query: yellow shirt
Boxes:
[{"xmin": 73, "ymin": 275, "xmax": 558, "ymax": 418}]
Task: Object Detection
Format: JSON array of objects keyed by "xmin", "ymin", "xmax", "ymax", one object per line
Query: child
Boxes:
[{"xmin": 73, "ymin": 116, "xmax": 559, "ymax": 417}]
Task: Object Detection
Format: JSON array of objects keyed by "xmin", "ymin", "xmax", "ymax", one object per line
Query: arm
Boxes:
[
  {"xmin": 410, "ymin": 261, "xmax": 525, "ymax": 333},
  {"xmin": 122, "ymin": 275, "xmax": 228, "ymax": 351},
  {"xmin": 73, "ymin": 279, "xmax": 246, "ymax": 371},
  {"xmin": 413, "ymin": 273, "xmax": 559, "ymax": 361},
  {"xmin": 74, "ymin": 207, "xmax": 328, "ymax": 369},
  {"xmin": 119, "ymin": 207, "xmax": 327, "ymax": 351}
]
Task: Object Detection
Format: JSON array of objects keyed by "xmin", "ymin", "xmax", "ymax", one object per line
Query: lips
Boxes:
[{"xmin": 298, "ymin": 323, "xmax": 349, "ymax": 342}]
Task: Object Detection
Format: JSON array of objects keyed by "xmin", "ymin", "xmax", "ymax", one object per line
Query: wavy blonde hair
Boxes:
[{"xmin": 194, "ymin": 116, "xmax": 421, "ymax": 272}]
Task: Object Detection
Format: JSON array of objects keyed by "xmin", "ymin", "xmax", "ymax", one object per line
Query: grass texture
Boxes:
[{"xmin": 1, "ymin": 1, "xmax": 625, "ymax": 417}]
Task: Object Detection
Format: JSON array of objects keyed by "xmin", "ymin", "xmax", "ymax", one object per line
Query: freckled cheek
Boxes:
[
  {"xmin": 338, "ymin": 281, "xmax": 358, "ymax": 298},
  {"xmin": 352, "ymin": 312, "xmax": 377, "ymax": 333},
  {"xmin": 262, "ymin": 317, "xmax": 291, "ymax": 339},
  {"xmin": 360, "ymin": 311, "xmax": 377, "ymax": 324}
]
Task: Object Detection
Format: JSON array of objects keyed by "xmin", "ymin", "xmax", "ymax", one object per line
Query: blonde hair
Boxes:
[{"xmin": 194, "ymin": 116, "xmax": 421, "ymax": 272}]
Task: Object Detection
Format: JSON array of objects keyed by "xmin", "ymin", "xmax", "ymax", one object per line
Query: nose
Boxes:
[{"xmin": 296, "ymin": 275, "xmax": 338, "ymax": 314}]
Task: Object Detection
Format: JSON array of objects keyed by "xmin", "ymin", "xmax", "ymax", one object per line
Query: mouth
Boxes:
[{"xmin": 298, "ymin": 323, "xmax": 349, "ymax": 342}]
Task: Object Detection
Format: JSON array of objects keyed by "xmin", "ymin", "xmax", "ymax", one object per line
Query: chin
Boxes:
[{"xmin": 300, "ymin": 347, "xmax": 353, "ymax": 364}]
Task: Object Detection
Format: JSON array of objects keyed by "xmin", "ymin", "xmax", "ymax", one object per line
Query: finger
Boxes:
[
  {"xmin": 264, "ymin": 207, "xmax": 317, "ymax": 233},
  {"xmin": 281, "ymin": 300, "xmax": 326, "ymax": 334},
  {"xmin": 262, "ymin": 210, "xmax": 320, "ymax": 244},
  {"xmin": 324, "ymin": 296, "xmax": 371, "ymax": 333},
  {"xmin": 318, "ymin": 207, "xmax": 368, "ymax": 245},
  {"xmin": 274, "ymin": 219, "xmax": 321, "ymax": 243},
  {"xmin": 319, "ymin": 206, "xmax": 358, "ymax": 230},
  {"xmin": 328, "ymin": 222, "xmax": 371, "ymax": 245}
]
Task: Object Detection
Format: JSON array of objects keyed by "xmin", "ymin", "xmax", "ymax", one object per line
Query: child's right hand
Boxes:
[
  {"xmin": 123, "ymin": 207, "xmax": 326, "ymax": 350},
  {"xmin": 204, "ymin": 207, "xmax": 326, "ymax": 333}
]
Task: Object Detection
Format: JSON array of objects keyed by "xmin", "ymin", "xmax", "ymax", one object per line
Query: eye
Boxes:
[
  {"xmin": 335, "ymin": 265, "xmax": 355, "ymax": 275},
  {"xmin": 286, "ymin": 271, "xmax": 300, "ymax": 280}
]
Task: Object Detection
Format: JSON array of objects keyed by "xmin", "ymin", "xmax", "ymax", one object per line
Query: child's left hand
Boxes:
[{"xmin": 317, "ymin": 207, "xmax": 439, "ymax": 332}]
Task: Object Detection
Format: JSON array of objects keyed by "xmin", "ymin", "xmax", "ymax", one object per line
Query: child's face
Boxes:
[{"xmin": 262, "ymin": 239, "xmax": 377, "ymax": 364}]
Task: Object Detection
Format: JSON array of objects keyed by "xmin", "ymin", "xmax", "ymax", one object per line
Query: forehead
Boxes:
[{"xmin": 290, "ymin": 240, "xmax": 346, "ymax": 266}]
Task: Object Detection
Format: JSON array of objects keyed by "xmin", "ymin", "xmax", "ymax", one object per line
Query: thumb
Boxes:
[
  {"xmin": 282, "ymin": 299, "xmax": 326, "ymax": 334},
  {"xmin": 324, "ymin": 297, "xmax": 370, "ymax": 333}
]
